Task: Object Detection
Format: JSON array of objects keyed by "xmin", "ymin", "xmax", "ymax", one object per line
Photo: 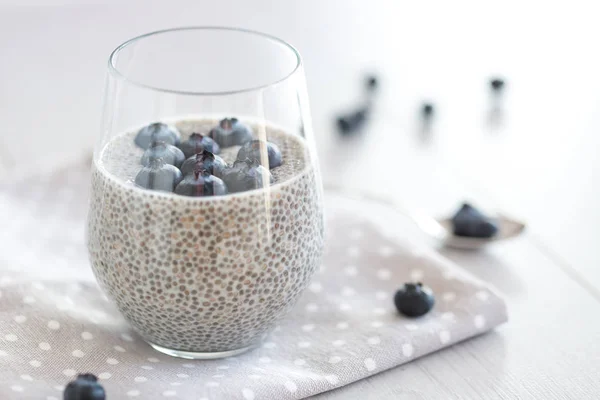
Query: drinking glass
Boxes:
[{"xmin": 86, "ymin": 27, "xmax": 324, "ymax": 359}]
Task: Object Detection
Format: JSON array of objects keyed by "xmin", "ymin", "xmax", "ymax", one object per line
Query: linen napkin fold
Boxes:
[{"xmin": 0, "ymin": 163, "xmax": 507, "ymax": 400}]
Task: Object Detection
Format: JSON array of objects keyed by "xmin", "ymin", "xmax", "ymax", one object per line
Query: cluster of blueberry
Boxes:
[
  {"xmin": 452, "ymin": 203, "xmax": 499, "ymax": 238},
  {"xmin": 133, "ymin": 118, "xmax": 282, "ymax": 196}
]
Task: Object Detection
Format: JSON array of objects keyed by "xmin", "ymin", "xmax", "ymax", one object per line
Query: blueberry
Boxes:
[
  {"xmin": 421, "ymin": 103, "xmax": 434, "ymax": 118},
  {"xmin": 140, "ymin": 141, "xmax": 185, "ymax": 168},
  {"xmin": 134, "ymin": 122, "xmax": 181, "ymax": 149},
  {"xmin": 490, "ymin": 78, "xmax": 505, "ymax": 91},
  {"xmin": 236, "ymin": 140, "xmax": 282, "ymax": 169},
  {"xmin": 64, "ymin": 373, "xmax": 106, "ymax": 400},
  {"xmin": 134, "ymin": 159, "xmax": 183, "ymax": 192},
  {"xmin": 336, "ymin": 108, "xmax": 369, "ymax": 134},
  {"xmin": 222, "ymin": 159, "xmax": 273, "ymax": 193},
  {"xmin": 366, "ymin": 75, "xmax": 378, "ymax": 92},
  {"xmin": 451, "ymin": 203, "xmax": 499, "ymax": 238},
  {"xmin": 394, "ymin": 282, "xmax": 435, "ymax": 317},
  {"xmin": 208, "ymin": 118, "xmax": 253, "ymax": 147},
  {"xmin": 175, "ymin": 168, "xmax": 227, "ymax": 197},
  {"xmin": 178, "ymin": 132, "xmax": 221, "ymax": 158},
  {"xmin": 180, "ymin": 150, "xmax": 227, "ymax": 177}
]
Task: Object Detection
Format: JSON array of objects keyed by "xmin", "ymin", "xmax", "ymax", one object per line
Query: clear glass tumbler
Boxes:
[{"xmin": 86, "ymin": 27, "xmax": 325, "ymax": 359}]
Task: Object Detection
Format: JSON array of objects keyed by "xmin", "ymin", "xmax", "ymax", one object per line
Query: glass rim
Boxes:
[{"xmin": 108, "ymin": 26, "xmax": 303, "ymax": 96}]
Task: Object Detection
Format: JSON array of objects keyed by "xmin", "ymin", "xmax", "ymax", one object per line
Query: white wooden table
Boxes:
[{"xmin": 1, "ymin": 1, "xmax": 599, "ymax": 398}]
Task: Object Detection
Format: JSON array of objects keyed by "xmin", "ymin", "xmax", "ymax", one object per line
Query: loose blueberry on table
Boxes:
[
  {"xmin": 175, "ymin": 168, "xmax": 228, "ymax": 197},
  {"xmin": 209, "ymin": 117, "xmax": 253, "ymax": 148},
  {"xmin": 140, "ymin": 141, "xmax": 185, "ymax": 168},
  {"xmin": 134, "ymin": 158, "xmax": 183, "ymax": 192},
  {"xmin": 63, "ymin": 373, "xmax": 106, "ymax": 400},
  {"xmin": 222, "ymin": 158, "xmax": 274, "ymax": 193},
  {"xmin": 134, "ymin": 122, "xmax": 181, "ymax": 149},
  {"xmin": 180, "ymin": 150, "xmax": 227, "ymax": 178},
  {"xmin": 490, "ymin": 78, "xmax": 505, "ymax": 92},
  {"xmin": 236, "ymin": 139, "xmax": 283, "ymax": 168},
  {"xmin": 394, "ymin": 282, "xmax": 435, "ymax": 317},
  {"xmin": 451, "ymin": 203, "xmax": 499, "ymax": 238},
  {"xmin": 178, "ymin": 132, "xmax": 221, "ymax": 158}
]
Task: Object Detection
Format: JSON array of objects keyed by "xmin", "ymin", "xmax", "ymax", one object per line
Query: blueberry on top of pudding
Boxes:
[
  {"xmin": 134, "ymin": 122, "xmax": 181, "ymax": 149},
  {"xmin": 180, "ymin": 150, "xmax": 227, "ymax": 177},
  {"xmin": 209, "ymin": 117, "xmax": 253, "ymax": 147},
  {"xmin": 237, "ymin": 139, "xmax": 283, "ymax": 169},
  {"xmin": 451, "ymin": 203, "xmax": 498, "ymax": 238},
  {"xmin": 222, "ymin": 158, "xmax": 273, "ymax": 193},
  {"xmin": 134, "ymin": 158, "xmax": 183, "ymax": 192},
  {"xmin": 140, "ymin": 141, "xmax": 185, "ymax": 168},
  {"xmin": 178, "ymin": 132, "xmax": 221, "ymax": 158},
  {"xmin": 175, "ymin": 167, "xmax": 228, "ymax": 197}
]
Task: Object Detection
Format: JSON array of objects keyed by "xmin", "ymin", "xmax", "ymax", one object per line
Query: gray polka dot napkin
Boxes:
[{"xmin": 0, "ymin": 162, "xmax": 507, "ymax": 399}]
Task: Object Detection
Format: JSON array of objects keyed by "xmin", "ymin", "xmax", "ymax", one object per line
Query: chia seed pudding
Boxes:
[{"xmin": 87, "ymin": 118, "xmax": 325, "ymax": 354}]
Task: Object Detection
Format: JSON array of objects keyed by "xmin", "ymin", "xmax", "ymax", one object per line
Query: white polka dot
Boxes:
[
  {"xmin": 376, "ymin": 269, "xmax": 391, "ymax": 280},
  {"xmin": 39, "ymin": 342, "xmax": 51, "ymax": 350},
  {"xmin": 47, "ymin": 397, "xmax": 58, "ymax": 400},
  {"xmin": 344, "ymin": 265, "xmax": 358, "ymax": 276},
  {"xmin": 141, "ymin": 366, "xmax": 153, "ymax": 370},
  {"xmin": 0, "ymin": 350, "xmax": 6, "ymax": 356},
  {"xmin": 0, "ymin": 276, "xmax": 14, "ymax": 286},
  {"xmin": 410, "ymin": 269, "xmax": 424, "ymax": 281},
  {"xmin": 339, "ymin": 303, "xmax": 352, "ymax": 311},
  {"xmin": 262, "ymin": 341, "xmax": 276, "ymax": 349},
  {"xmin": 63, "ymin": 369, "xmax": 76, "ymax": 377},
  {"xmin": 336, "ymin": 321, "xmax": 349, "ymax": 330},
  {"xmin": 364, "ymin": 358, "xmax": 377, "ymax": 371},
  {"xmin": 205, "ymin": 381, "xmax": 219, "ymax": 387},
  {"xmin": 273, "ymin": 325, "xmax": 282, "ymax": 332},
  {"xmin": 20, "ymin": 374, "xmax": 33, "ymax": 381},
  {"xmin": 114, "ymin": 345, "xmax": 126, "ymax": 353},
  {"xmin": 147, "ymin": 357, "xmax": 159, "ymax": 363},
  {"xmin": 14, "ymin": 315, "xmax": 27, "ymax": 323},
  {"xmin": 126, "ymin": 390, "xmax": 140, "ymax": 397},
  {"xmin": 5, "ymin": 334, "xmax": 18, "ymax": 342},
  {"xmin": 293, "ymin": 359, "xmax": 306, "ymax": 366},
  {"xmin": 341, "ymin": 286, "xmax": 355, "ymax": 296},
  {"xmin": 170, "ymin": 382, "xmax": 182, "ymax": 386},
  {"xmin": 328, "ymin": 356, "xmax": 342, "ymax": 364},
  {"xmin": 349, "ymin": 228, "xmax": 363, "ymax": 239},
  {"xmin": 242, "ymin": 388, "xmax": 255, "ymax": 400},
  {"xmin": 71, "ymin": 350, "xmax": 85, "ymax": 358},
  {"xmin": 442, "ymin": 270, "xmax": 455, "ymax": 279},
  {"xmin": 47, "ymin": 320, "xmax": 60, "ymax": 330},
  {"xmin": 29, "ymin": 360, "xmax": 41, "ymax": 367},
  {"xmin": 284, "ymin": 380, "xmax": 298, "ymax": 392},
  {"xmin": 371, "ymin": 321, "xmax": 383, "ymax": 328},
  {"xmin": 378, "ymin": 246, "xmax": 394, "ymax": 257},
  {"xmin": 325, "ymin": 374, "xmax": 339, "ymax": 385},
  {"xmin": 23, "ymin": 296, "xmax": 36, "ymax": 304},
  {"xmin": 106, "ymin": 358, "xmax": 119, "ymax": 365},
  {"xmin": 367, "ymin": 336, "xmax": 381, "ymax": 345},
  {"xmin": 441, "ymin": 312, "xmax": 455, "ymax": 320},
  {"xmin": 53, "ymin": 385, "xmax": 64, "ymax": 391},
  {"xmin": 373, "ymin": 307, "xmax": 386, "ymax": 315},
  {"xmin": 32, "ymin": 282, "xmax": 45, "ymax": 290},
  {"xmin": 298, "ymin": 341, "xmax": 311, "ymax": 348},
  {"xmin": 474, "ymin": 315, "xmax": 486, "ymax": 329},
  {"xmin": 134, "ymin": 376, "xmax": 147, "ymax": 383},
  {"xmin": 309, "ymin": 282, "xmax": 322, "ymax": 293},
  {"xmin": 375, "ymin": 291, "xmax": 387, "ymax": 300},
  {"xmin": 402, "ymin": 343, "xmax": 414, "ymax": 357},
  {"xmin": 216, "ymin": 365, "xmax": 229, "ymax": 370},
  {"xmin": 212, "ymin": 374, "xmax": 225, "ymax": 378},
  {"xmin": 347, "ymin": 246, "xmax": 361, "ymax": 257},
  {"xmin": 121, "ymin": 333, "xmax": 134, "ymax": 342},
  {"xmin": 442, "ymin": 292, "xmax": 457, "ymax": 302},
  {"xmin": 81, "ymin": 332, "xmax": 93, "ymax": 340},
  {"xmin": 305, "ymin": 303, "xmax": 318, "ymax": 312},
  {"xmin": 332, "ymin": 340, "xmax": 346, "ymax": 347},
  {"xmin": 162, "ymin": 391, "xmax": 176, "ymax": 397},
  {"xmin": 99, "ymin": 372, "xmax": 112, "ymax": 380},
  {"xmin": 248, "ymin": 374, "xmax": 261, "ymax": 379},
  {"xmin": 439, "ymin": 330, "xmax": 451, "ymax": 344},
  {"xmin": 181, "ymin": 363, "xmax": 195, "ymax": 368},
  {"xmin": 11, "ymin": 385, "xmax": 24, "ymax": 392},
  {"xmin": 476, "ymin": 291, "xmax": 490, "ymax": 301},
  {"xmin": 259, "ymin": 357, "xmax": 271, "ymax": 363},
  {"xmin": 301, "ymin": 324, "xmax": 315, "ymax": 332}
]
